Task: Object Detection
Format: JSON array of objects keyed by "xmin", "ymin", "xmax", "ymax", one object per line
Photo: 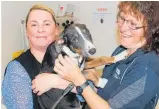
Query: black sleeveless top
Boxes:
[
  {"xmin": 15, "ymin": 49, "xmax": 41, "ymax": 109},
  {"xmin": 15, "ymin": 49, "xmax": 85, "ymax": 109}
]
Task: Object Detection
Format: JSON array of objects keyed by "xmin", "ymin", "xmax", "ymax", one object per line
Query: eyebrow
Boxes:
[
  {"xmin": 120, "ymin": 14, "xmax": 137, "ymax": 24},
  {"xmin": 29, "ymin": 20, "xmax": 53, "ymax": 23}
]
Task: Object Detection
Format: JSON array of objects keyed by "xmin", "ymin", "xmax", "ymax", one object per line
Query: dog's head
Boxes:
[
  {"xmin": 61, "ymin": 24, "xmax": 96, "ymax": 57},
  {"xmin": 41, "ymin": 24, "xmax": 96, "ymax": 73}
]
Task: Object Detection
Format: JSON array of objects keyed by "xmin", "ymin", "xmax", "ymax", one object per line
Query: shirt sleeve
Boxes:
[
  {"xmin": 108, "ymin": 65, "xmax": 158, "ymax": 109},
  {"xmin": 2, "ymin": 61, "xmax": 34, "ymax": 109}
]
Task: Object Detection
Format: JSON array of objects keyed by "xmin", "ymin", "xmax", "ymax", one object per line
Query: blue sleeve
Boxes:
[
  {"xmin": 2, "ymin": 61, "xmax": 34, "ymax": 109},
  {"xmin": 108, "ymin": 65, "xmax": 158, "ymax": 109}
]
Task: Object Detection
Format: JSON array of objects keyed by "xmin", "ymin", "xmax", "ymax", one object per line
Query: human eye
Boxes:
[
  {"xmin": 31, "ymin": 23, "xmax": 38, "ymax": 27},
  {"xmin": 44, "ymin": 20, "xmax": 53, "ymax": 26},
  {"xmin": 120, "ymin": 16, "xmax": 125, "ymax": 20},
  {"xmin": 130, "ymin": 21, "xmax": 137, "ymax": 29},
  {"xmin": 44, "ymin": 23, "xmax": 51, "ymax": 26},
  {"xmin": 118, "ymin": 15, "xmax": 125, "ymax": 23},
  {"xmin": 130, "ymin": 21, "xmax": 136, "ymax": 26}
]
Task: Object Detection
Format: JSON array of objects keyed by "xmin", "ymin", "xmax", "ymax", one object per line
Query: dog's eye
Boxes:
[
  {"xmin": 84, "ymin": 30, "xmax": 89, "ymax": 34},
  {"xmin": 83, "ymin": 29, "xmax": 89, "ymax": 33},
  {"xmin": 75, "ymin": 35, "xmax": 78, "ymax": 38},
  {"xmin": 75, "ymin": 39, "xmax": 78, "ymax": 43},
  {"xmin": 71, "ymin": 35, "xmax": 79, "ymax": 43},
  {"xmin": 73, "ymin": 38, "xmax": 78, "ymax": 43},
  {"xmin": 72, "ymin": 38, "xmax": 78, "ymax": 43}
]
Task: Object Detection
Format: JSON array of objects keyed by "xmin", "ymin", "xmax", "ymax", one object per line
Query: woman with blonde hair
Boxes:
[{"xmin": 2, "ymin": 4, "xmax": 69, "ymax": 109}]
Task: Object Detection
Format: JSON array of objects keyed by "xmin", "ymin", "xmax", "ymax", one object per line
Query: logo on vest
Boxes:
[{"xmin": 113, "ymin": 68, "xmax": 121, "ymax": 79}]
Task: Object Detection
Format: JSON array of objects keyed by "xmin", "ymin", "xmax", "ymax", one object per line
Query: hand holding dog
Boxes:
[
  {"xmin": 54, "ymin": 54, "xmax": 87, "ymax": 86},
  {"xmin": 32, "ymin": 73, "xmax": 71, "ymax": 96}
]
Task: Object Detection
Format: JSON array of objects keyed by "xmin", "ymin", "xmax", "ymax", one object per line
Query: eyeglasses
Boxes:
[{"xmin": 117, "ymin": 14, "xmax": 146, "ymax": 30}]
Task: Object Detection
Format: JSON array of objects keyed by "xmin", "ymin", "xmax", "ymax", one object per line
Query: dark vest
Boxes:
[
  {"xmin": 15, "ymin": 49, "xmax": 84, "ymax": 109},
  {"xmin": 15, "ymin": 49, "xmax": 41, "ymax": 109}
]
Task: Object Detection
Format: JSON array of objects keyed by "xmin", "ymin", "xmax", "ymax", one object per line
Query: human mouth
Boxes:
[
  {"xmin": 36, "ymin": 36, "xmax": 47, "ymax": 38},
  {"xmin": 122, "ymin": 34, "xmax": 132, "ymax": 38}
]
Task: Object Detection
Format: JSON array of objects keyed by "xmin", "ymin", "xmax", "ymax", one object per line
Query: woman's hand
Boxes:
[
  {"xmin": 32, "ymin": 73, "xmax": 71, "ymax": 96},
  {"xmin": 83, "ymin": 69, "xmax": 99, "ymax": 86},
  {"xmin": 54, "ymin": 54, "xmax": 86, "ymax": 86}
]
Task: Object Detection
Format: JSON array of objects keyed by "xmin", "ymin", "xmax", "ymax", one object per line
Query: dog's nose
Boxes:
[{"xmin": 89, "ymin": 48, "xmax": 96, "ymax": 55}]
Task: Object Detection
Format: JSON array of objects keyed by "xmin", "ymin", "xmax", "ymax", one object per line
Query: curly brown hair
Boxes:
[{"xmin": 118, "ymin": 1, "xmax": 159, "ymax": 54}]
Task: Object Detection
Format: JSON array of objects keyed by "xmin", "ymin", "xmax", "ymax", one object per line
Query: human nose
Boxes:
[
  {"xmin": 119, "ymin": 21, "xmax": 130, "ymax": 32},
  {"xmin": 37, "ymin": 25, "xmax": 44, "ymax": 33}
]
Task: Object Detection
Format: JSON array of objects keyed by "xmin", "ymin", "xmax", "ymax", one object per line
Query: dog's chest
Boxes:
[{"xmin": 55, "ymin": 44, "xmax": 85, "ymax": 70}]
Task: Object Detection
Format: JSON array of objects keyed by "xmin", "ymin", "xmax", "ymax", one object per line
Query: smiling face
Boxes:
[
  {"xmin": 117, "ymin": 12, "xmax": 146, "ymax": 49},
  {"xmin": 26, "ymin": 9, "xmax": 58, "ymax": 50}
]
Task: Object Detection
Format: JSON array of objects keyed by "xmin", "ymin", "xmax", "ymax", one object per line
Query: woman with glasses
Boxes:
[{"xmin": 53, "ymin": 1, "xmax": 159, "ymax": 109}]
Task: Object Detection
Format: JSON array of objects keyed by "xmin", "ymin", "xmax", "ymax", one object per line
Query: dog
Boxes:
[{"xmin": 38, "ymin": 23, "xmax": 96, "ymax": 109}]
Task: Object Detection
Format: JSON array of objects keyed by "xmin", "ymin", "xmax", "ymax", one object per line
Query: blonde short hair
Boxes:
[{"xmin": 25, "ymin": 4, "xmax": 56, "ymax": 27}]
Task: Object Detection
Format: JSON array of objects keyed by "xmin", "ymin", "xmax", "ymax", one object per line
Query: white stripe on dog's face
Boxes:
[
  {"xmin": 75, "ymin": 26, "xmax": 96, "ymax": 56},
  {"xmin": 75, "ymin": 26, "xmax": 87, "ymax": 42}
]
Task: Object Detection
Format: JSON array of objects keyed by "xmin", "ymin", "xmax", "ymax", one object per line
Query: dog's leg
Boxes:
[{"xmin": 84, "ymin": 56, "xmax": 115, "ymax": 69}]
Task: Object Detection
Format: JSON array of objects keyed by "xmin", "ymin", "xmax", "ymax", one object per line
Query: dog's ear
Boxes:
[
  {"xmin": 63, "ymin": 35, "xmax": 68, "ymax": 43},
  {"xmin": 58, "ymin": 29, "xmax": 68, "ymax": 44},
  {"xmin": 76, "ymin": 23, "xmax": 86, "ymax": 29}
]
